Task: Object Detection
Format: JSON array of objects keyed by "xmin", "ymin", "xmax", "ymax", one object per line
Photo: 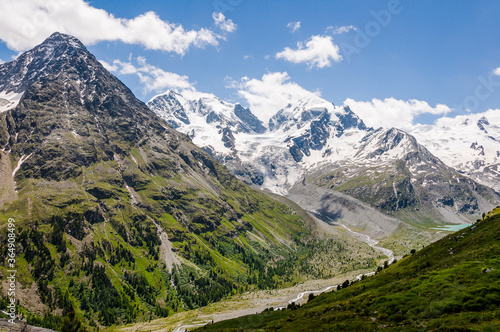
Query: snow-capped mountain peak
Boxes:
[
  {"xmin": 148, "ymin": 90, "xmax": 431, "ymax": 194},
  {"xmin": 148, "ymin": 88, "xmax": 498, "ymax": 222},
  {"xmin": 148, "ymin": 89, "xmax": 269, "ymax": 156}
]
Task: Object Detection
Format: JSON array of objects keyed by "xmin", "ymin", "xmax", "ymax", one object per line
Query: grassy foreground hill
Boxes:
[{"xmin": 200, "ymin": 207, "xmax": 500, "ymax": 331}]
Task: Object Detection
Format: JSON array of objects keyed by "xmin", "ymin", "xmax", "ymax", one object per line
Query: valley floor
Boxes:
[
  {"xmin": 106, "ymin": 213, "xmax": 399, "ymax": 332},
  {"xmin": 105, "ymin": 268, "xmax": 375, "ymax": 332}
]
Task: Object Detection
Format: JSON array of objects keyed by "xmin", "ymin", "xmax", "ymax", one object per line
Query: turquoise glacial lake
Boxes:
[{"xmin": 432, "ymin": 223, "xmax": 473, "ymax": 232}]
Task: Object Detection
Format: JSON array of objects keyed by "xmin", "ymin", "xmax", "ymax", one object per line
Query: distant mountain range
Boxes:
[
  {"xmin": 410, "ymin": 114, "xmax": 500, "ymax": 191},
  {"xmin": 148, "ymin": 90, "xmax": 499, "ymax": 225}
]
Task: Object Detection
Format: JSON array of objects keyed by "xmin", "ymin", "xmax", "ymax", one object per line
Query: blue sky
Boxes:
[{"xmin": 0, "ymin": 0, "xmax": 499, "ymax": 130}]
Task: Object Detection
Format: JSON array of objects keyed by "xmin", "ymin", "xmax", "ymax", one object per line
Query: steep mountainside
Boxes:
[
  {"xmin": 148, "ymin": 91, "xmax": 499, "ymax": 225},
  {"xmin": 0, "ymin": 33, "xmax": 377, "ymax": 328},
  {"xmin": 311, "ymin": 127, "xmax": 496, "ymax": 225},
  {"xmin": 201, "ymin": 207, "xmax": 500, "ymax": 331}
]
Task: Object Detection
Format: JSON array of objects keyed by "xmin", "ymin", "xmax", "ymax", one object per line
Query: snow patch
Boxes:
[
  {"xmin": 12, "ymin": 153, "xmax": 32, "ymax": 178},
  {"xmin": 0, "ymin": 91, "xmax": 24, "ymax": 113}
]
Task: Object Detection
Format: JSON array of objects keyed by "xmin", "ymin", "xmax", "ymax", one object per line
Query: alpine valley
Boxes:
[
  {"xmin": 0, "ymin": 33, "xmax": 385, "ymax": 329},
  {"xmin": 0, "ymin": 32, "xmax": 498, "ymax": 331},
  {"xmin": 200, "ymin": 207, "xmax": 500, "ymax": 331}
]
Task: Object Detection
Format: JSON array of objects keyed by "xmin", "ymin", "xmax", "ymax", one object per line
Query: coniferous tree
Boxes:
[{"xmin": 61, "ymin": 311, "xmax": 85, "ymax": 332}]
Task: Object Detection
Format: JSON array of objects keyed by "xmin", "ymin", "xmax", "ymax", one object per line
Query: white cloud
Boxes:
[
  {"xmin": 101, "ymin": 57, "xmax": 194, "ymax": 93},
  {"xmin": 228, "ymin": 72, "xmax": 323, "ymax": 123},
  {"xmin": 287, "ymin": 21, "xmax": 301, "ymax": 33},
  {"xmin": 243, "ymin": 55, "xmax": 253, "ymax": 60},
  {"xmin": 409, "ymin": 108, "xmax": 500, "ymax": 144},
  {"xmin": 493, "ymin": 67, "xmax": 500, "ymax": 76},
  {"xmin": 432, "ymin": 108, "xmax": 500, "ymax": 129},
  {"xmin": 0, "ymin": 0, "xmax": 227, "ymax": 54},
  {"xmin": 328, "ymin": 25, "xmax": 357, "ymax": 35},
  {"xmin": 343, "ymin": 97, "xmax": 453, "ymax": 131},
  {"xmin": 0, "ymin": 58, "xmax": 4, "ymax": 64},
  {"xmin": 99, "ymin": 60, "xmax": 119, "ymax": 72},
  {"xmin": 212, "ymin": 12, "xmax": 237, "ymax": 33},
  {"xmin": 275, "ymin": 35, "xmax": 342, "ymax": 69}
]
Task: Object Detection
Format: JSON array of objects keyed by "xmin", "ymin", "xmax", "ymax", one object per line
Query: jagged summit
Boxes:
[
  {"xmin": 44, "ymin": 32, "xmax": 86, "ymax": 47},
  {"xmin": 0, "ymin": 32, "xmax": 105, "ymax": 113},
  {"xmin": 0, "ymin": 31, "xmax": 165, "ymax": 176},
  {"xmin": 32, "ymin": 32, "xmax": 87, "ymax": 55},
  {"xmin": 0, "ymin": 32, "xmax": 88, "ymax": 88}
]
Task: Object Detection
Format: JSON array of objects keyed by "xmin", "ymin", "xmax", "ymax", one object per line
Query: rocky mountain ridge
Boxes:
[
  {"xmin": 0, "ymin": 33, "xmax": 93, "ymax": 113},
  {"xmin": 148, "ymin": 90, "xmax": 499, "ymax": 224}
]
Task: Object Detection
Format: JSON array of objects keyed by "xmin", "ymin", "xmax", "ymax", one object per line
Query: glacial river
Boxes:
[
  {"xmin": 283, "ymin": 220, "xmax": 395, "ymax": 307},
  {"xmin": 171, "ymin": 213, "xmax": 396, "ymax": 331}
]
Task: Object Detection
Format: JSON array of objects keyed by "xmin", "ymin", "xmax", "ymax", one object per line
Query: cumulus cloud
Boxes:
[
  {"xmin": 228, "ymin": 72, "xmax": 323, "ymax": 123},
  {"xmin": 0, "ymin": 58, "xmax": 4, "ymax": 64},
  {"xmin": 409, "ymin": 108, "xmax": 500, "ymax": 141},
  {"xmin": 287, "ymin": 21, "xmax": 301, "ymax": 33},
  {"xmin": 99, "ymin": 60, "xmax": 118, "ymax": 72},
  {"xmin": 275, "ymin": 35, "xmax": 342, "ymax": 69},
  {"xmin": 432, "ymin": 108, "xmax": 500, "ymax": 128},
  {"xmin": 101, "ymin": 57, "xmax": 194, "ymax": 93},
  {"xmin": 493, "ymin": 67, "xmax": 500, "ymax": 76},
  {"xmin": 343, "ymin": 97, "xmax": 453, "ymax": 131},
  {"xmin": 328, "ymin": 25, "xmax": 357, "ymax": 35},
  {"xmin": 212, "ymin": 12, "xmax": 237, "ymax": 33},
  {"xmin": 0, "ymin": 0, "xmax": 228, "ymax": 54}
]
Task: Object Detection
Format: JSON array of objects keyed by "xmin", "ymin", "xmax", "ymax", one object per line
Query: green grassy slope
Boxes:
[
  {"xmin": 200, "ymin": 207, "xmax": 500, "ymax": 331},
  {"xmin": 0, "ymin": 156, "xmax": 381, "ymax": 330},
  {"xmin": 0, "ymin": 143, "xmax": 311, "ymax": 328}
]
